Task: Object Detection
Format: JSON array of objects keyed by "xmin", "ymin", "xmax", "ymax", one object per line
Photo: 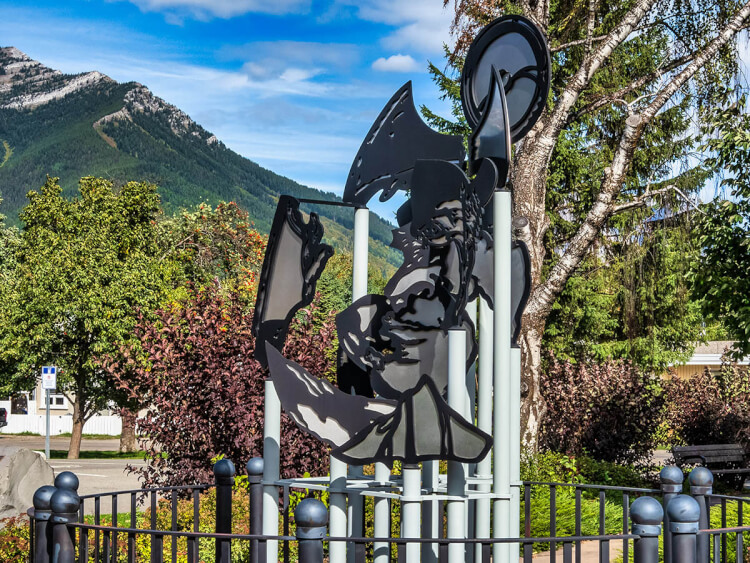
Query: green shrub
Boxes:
[{"xmin": 0, "ymin": 515, "xmax": 30, "ymax": 563}]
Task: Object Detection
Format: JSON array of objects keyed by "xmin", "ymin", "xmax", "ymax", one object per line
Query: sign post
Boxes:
[{"xmin": 41, "ymin": 366, "xmax": 56, "ymax": 459}]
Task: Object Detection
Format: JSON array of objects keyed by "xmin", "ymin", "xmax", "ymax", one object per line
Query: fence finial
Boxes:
[
  {"xmin": 49, "ymin": 488, "xmax": 80, "ymax": 563},
  {"xmin": 54, "ymin": 471, "xmax": 79, "ymax": 493},
  {"xmin": 32, "ymin": 485, "xmax": 57, "ymax": 563},
  {"xmin": 631, "ymin": 496, "xmax": 663, "ymax": 563},
  {"xmin": 688, "ymin": 467, "xmax": 712, "ymax": 562},
  {"xmin": 667, "ymin": 494, "xmax": 701, "ymax": 563},
  {"xmin": 661, "ymin": 465, "xmax": 685, "ymax": 563},
  {"xmin": 296, "ymin": 498, "xmax": 327, "ymax": 563}
]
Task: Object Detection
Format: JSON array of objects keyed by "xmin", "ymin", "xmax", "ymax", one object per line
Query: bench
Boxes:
[{"xmin": 672, "ymin": 444, "xmax": 750, "ymax": 488}]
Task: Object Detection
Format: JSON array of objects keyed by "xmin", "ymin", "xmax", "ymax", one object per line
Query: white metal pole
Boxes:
[
  {"xmin": 447, "ymin": 328, "xmax": 467, "ymax": 563},
  {"xmin": 374, "ymin": 462, "xmax": 392, "ymax": 563},
  {"xmin": 475, "ymin": 296, "xmax": 493, "ymax": 562},
  {"xmin": 465, "ymin": 299, "xmax": 478, "ymax": 563},
  {"xmin": 402, "ymin": 464, "xmax": 422, "ymax": 562},
  {"xmin": 510, "ymin": 346, "xmax": 522, "ymax": 543},
  {"xmin": 334, "ymin": 205, "xmax": 369, "ymax": 563},
  {"xmin": 421, "ymin": 461, "xmax": 439, "ymax": 563},
  {"xmin": 45, "ymin": 389, "xmax": 50, "ymax": 459},
  {"xmin": 493, "ymin": 190, "xmax": 513, "ymax": 563},
  {"xmin": 262, "ymin": 380, "xmax": 281, "ymax": 563}
]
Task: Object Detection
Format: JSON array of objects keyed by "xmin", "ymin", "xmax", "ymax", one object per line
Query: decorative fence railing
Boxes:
[{"xmin": 26, "ymin": 459, "xmax": 750, "ymax": 563}]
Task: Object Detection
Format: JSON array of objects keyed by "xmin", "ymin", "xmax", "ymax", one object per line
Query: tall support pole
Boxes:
[
  {"xmin": 373, "ymin": 462, "xmax": 391, "ymax": 563},
  {"xmin": 510, "ymin": 346, "xmax": 522, "ymax": 543},
  {"xmin": 475, "ymin": 297, "xmax": 493, "ymax": 562},
  {"xmin": 402, "ymin": 464, "xmax": 422, "ymax": 562},
  {"xmin": 493, "ymin": 189, "xmax": 512, "ymax": 563},
  {"xmin": 45, "ymin": 389, "xmax": 50, "ymax": 460},
  {"xmin": 263, "ymin": 381, "xmax": 281, "ymax": 563},
  {"xmin": 465, "ymin": 299, "xmax": 478, "ymax": 563},
  {"xmin": 421, "ymin": 461, "xmax": 439, "ymax": 563},
  {"xmin": 334, "ymin": 206, "xmax": 369, "ymax": 563},
  {"xmin": 448, "ymin": 328, "xmax": 467, "ymax": 562}
]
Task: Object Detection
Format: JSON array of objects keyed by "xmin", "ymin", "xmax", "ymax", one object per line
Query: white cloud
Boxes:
[
  {"xmin": 337, "ymin": 0, "xmax": 454, "ymax": 54},
  {"xmin": 372, "ymin": 54, "xmax": 421, "ymax": 73},
  {"xmin": 125, "ymin": 0, "xmax": 311, "ymax": 19}
]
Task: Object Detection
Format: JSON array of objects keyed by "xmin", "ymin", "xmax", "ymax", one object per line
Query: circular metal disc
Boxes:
[{"xmin": 460, "ymin": 15, "xmax": 551, "ymax": 142}]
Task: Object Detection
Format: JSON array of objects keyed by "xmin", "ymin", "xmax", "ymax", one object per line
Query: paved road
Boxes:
[
  {"xmin": 0, "ymin": 434, "xmax": 145, "ymax": 514},
  {"xmin": 0, "ymin": 433, "xmax": 121, "ymax": 451}
]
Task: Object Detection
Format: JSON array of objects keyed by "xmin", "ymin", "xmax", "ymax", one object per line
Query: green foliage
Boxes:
[
  {"xmin": 546, "ymin": 220, "xmax": 705, "ymax": 371},
  {"xmin": 422, "ymin": 1, "xmax": 731, "ymax": 368},
  {"xmin": 0, "ymin": 177, "xmax": 176, "ymax": 425},
  {"xmin": 520, "ymin": 452, "xmax": 652, "ymax": 551},
  {"xmin": 0, "ymin": 515, "xmax": 30, "ymax": 563},
  {"xmin": 0, "ymin": 76, "xmax": 399, "ymax": 266},
  {"xmin": 693, "ymin": 92, "xmax": 750, "ymax": 357}
]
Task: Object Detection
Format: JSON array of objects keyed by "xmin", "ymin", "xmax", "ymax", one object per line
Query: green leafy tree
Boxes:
[
  {"xmin": 430, "ymin": 0, "xmax": 750, "ymax": 447},
  {"xmin": 0, "ymin": 177, "xmax": 176, "ymax": 458},
  {"xmin": 692, "ymin": 93, "xmax": 750, "ymax": 356}
]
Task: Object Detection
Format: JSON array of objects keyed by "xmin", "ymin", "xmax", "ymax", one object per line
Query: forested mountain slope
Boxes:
[{"xmin": 0, "ymin": 47, "xmax": 398, "ymax": 269}]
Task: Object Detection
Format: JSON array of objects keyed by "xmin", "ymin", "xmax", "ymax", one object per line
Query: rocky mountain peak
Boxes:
[{"xmin": 0, "ymin": 47, "xmax": 113, "ymax": 110}]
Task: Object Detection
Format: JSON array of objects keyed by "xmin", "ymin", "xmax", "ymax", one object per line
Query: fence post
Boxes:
[
  {"xmin": 214, "ymin": 458, "xmax": 236, "ymax": 563},
  {"xmin": 631, "ymin": 496, "xmax": 663, "ymax": 563},
  {"xmin": 247, "ymin": 457, "xmax": 265, "ymax": 563},
  {"xmin": 32, "ymin": 485, "xmax": 56, "ymax": 563},
  {"xmin": 688, "ymin": 467, "xmax": 712, "ymax": 563},
  {"xmin": 50, "ymin": 488, "xmax": 81, "ymax": 563},
  {"xmin": 53, "ymin": 471, "xmax": 80, "ymax": 548},
  {"xmin": 661, "ymin": 465, "xmax": 684, "ymax": 563},
  {"xmin": 295, "ymin": 497, "xmax": 328, "ymax": 563},
  {"xmin": 668, "ymin": 494, "xmax": 701, "ymax": 563}
]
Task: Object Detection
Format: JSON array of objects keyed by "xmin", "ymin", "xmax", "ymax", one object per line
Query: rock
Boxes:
[{"xmin": 0, "ymin": 448, "xmax": 54, "ymax": 519}]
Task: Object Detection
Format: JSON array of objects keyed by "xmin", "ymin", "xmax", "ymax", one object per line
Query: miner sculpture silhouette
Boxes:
[{"xmin": 252, "ymin": 14, "xmax": 551, "ymax": 466}]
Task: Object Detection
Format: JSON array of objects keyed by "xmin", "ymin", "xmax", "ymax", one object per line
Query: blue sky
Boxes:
[{"xmin": 0, "ymin": 0, "xmax": 459, "ymax": 218}]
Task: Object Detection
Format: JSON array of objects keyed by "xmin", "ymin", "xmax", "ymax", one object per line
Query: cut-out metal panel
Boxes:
[
  {"xmin": 343, "ymin": 82, "xmax": 465, "ymax": 205},
  {"xmin": 332, "ymin": 376, "xmax": 492, "ymax": 465},
  {"xmin": 252, "ymin": 196, "xmax": 333, "ymax": 368},
  {"xmin": 460, "ymin": 14, "xmax": 551, "ymax": 142}
]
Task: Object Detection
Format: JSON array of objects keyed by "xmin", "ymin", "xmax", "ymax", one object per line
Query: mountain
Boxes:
[{"xmin": 0, "ymin": 47, "xmax": 398, "ymax": 270}]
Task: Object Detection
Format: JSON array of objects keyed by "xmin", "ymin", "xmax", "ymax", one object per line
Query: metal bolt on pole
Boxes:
[
  {"xmin": 667, "ymin": 494, "xmax": 701, "ymax": 563},
  {"xmin": 688, "ymin": 467, "xmax": 713, "ymax": 563},
  {"xmin": 295, "ymin": 497, "xmax": 328, "ymax": 563},
  {"xmin": 631, "ymin": 496, "xmax": 663, "ymax": 563},
  {"xmin": 247, "ymin": 457, "xmax": 265, "ymax": 563},
  {"xmin": 32, "ymin": 485, "xmax": 56, "ymax": 563},
  {"xmin": 49, "ymin": 488, "xmax": 80, "ymax": 563},
  {"xmin": 214, "ymin": 458, "xmax": 235, "ymax": 563},
  {"xmin": 661, "ymin": 466, "xmax": 684, "ymax": 563}
]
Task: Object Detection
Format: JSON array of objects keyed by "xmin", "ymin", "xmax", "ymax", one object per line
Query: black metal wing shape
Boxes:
[
  {"xmin": 343, "ymin": 82, "xmax": 466, "ymax": 205},
  {"xmin": 332, "ymin": 375, "xmax": 492, "ymax": 465},
  {"xmin": 252, "ymin": 196, "xmax": 333, "ymax": 368}
]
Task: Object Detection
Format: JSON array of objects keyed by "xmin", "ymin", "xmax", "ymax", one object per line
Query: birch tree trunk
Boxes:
[{"xmin": 447, "ymin": 0, "xmax": 750, "ymax": 450}]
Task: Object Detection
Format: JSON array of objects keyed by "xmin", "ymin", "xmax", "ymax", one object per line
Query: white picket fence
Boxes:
[{"xmin": 0, "ymin": 414, "xmax": 122, "ymax": 436}]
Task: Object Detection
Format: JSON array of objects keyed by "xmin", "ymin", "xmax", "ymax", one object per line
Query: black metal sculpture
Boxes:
[
  {"xmin": 257, "ymin": 14, "xmax": 551, "ymax": 466},
  {"xmin": 252, "ymin": 196, "xmax": 333, "ymax": 368}
]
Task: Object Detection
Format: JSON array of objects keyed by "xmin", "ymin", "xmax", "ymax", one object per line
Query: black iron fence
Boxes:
[{"xmin": 25, "ymin": 459, "xmax": 750, "ymax": 563}]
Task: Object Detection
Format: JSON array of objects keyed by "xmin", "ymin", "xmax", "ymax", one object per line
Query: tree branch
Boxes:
[
  {"xmin": 551, "ymin": 35, "xmax": 608, "ymax": 53},
  {"xmin": 610, "ymin": 184, "xmax": 704, "ymax": 214},
  {"xmin": 570, "ymin": 53, "xmax": 693, "ymax": 121},
  {"xmin": 529, "ymin": 0, "xmax": 750, "ymax": 317}
]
